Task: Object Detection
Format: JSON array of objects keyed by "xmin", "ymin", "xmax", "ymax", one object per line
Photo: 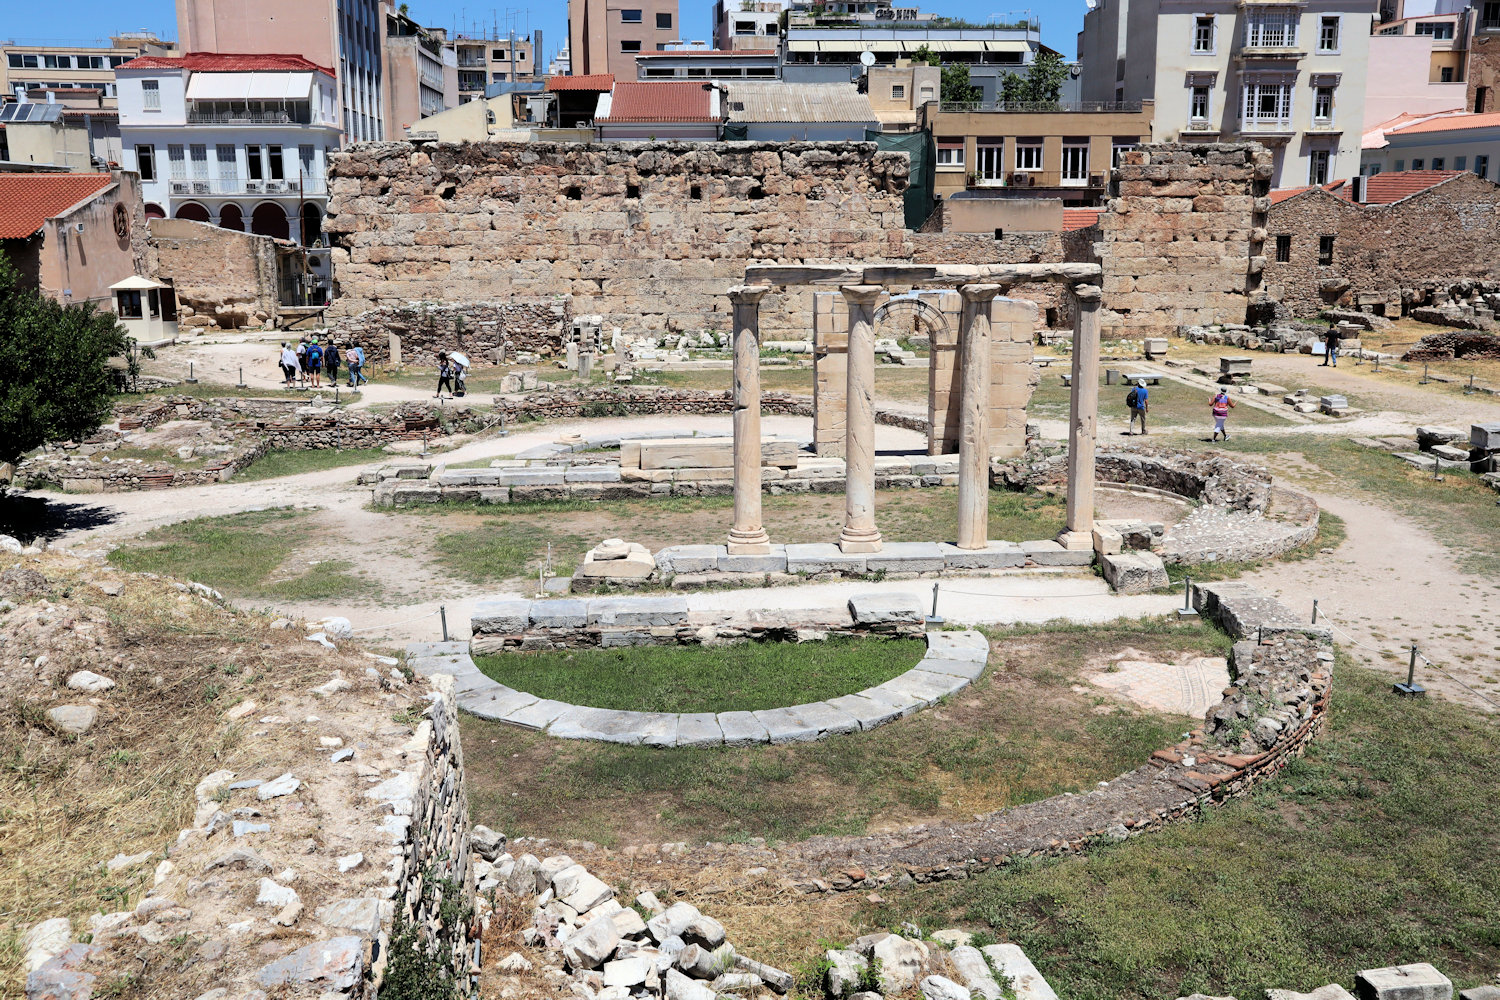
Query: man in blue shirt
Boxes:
[{"xmin": 1127, "ymin": 379, "xmax": 1149, "ymax": 435}]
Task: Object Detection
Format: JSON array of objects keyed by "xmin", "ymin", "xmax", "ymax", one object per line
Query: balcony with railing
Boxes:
[
  {"xmin": 167, "ymin": 176, "xmax": 327, "ymax": 197},
  {"xmin": 933, "ymin": 99, "xmax": 1144, "ymax": 114},
  {"xmin": 966, "ymin": 170, "xmax": 1107, "ymax": 190},
  {"xmin": 186, "ymin": 101, "xmax": 333, "ymax": 127}
]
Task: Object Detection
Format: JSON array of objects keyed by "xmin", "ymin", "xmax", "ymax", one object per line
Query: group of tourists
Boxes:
[
  {"xmin": 435, "ymin": 351, "xmax": 469, "ymax": 399},
  {"xmin": 1122, "ymin": 377, "xmax": 1237, "ymax": 442},
  {"xmin": 278, "ymin": 336, "xmax": 368, "ymax": 389}
]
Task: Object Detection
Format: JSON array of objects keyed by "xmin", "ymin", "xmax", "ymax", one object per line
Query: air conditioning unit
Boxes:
[
  {"xmin": 192, "ymin": 181, "xmax": 210, "ymax": 194},
  {"xmin": 245, "ymin": 181, "xmax": 263, "ymax": 194}
]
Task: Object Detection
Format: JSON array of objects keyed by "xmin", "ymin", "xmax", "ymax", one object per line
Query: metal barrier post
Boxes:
[
  {"xmin": 925, "ymin": 583, "xmax": 944, "ymax": 629},
  {"xmin": 1177, "ymin": 576, "xmax": 1197, "ymax": 617},
  {"xmin": 1394, "ymin": 644, "xmax": 1426, "ymax": 697},
  {"xmin": 1311, "ymin": 599, "xmax": 1319, "ymax": 624},
  {"xmin": 440, "ymin": 605, "xmax": 449, "ymax": 642}
]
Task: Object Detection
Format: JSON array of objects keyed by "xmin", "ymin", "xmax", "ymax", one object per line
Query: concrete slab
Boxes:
[
  {"xmin": 716, "ymin": 710, "xmax": 770, "ymax": 746},
  {"xmin": 407, "ymin": 653, "xmax": 472, "ymax": 677},
  {"xmin": 824, "ymin": 692, "xmax": 908, "ymax": 730},
  {"xmin": 1020, "ymin": 539, "xmax": 1095, "ymax": 567},
  {"xmin": 586, "ymin": 597, "xmax": 690, "ymax": 626},
  {"xmin": 915, "ymin": 655, "xmax": 986, "ymax": 681},
  {"xmin": 1100, "ymin": 551, "xmax": 1170, "ymax": 594},
  {"xmin": 471, "ymin": 600, "xmax": 532, "ymax": 634},
  {"xmin": 864, "ymin": 541, "xmax": 946, "ymax": 573},
  {"xmin": 528, "ymin": 599, "xmax": 589, "ymax": 629},
  {"xmin": 564, "ymin": 466, "xmax": 623, "ymax": 483},
  {"xmin": 784, "ymin": 542, "xmax": 867, "ymax": 575},
  {"xmin": 502, "ymin": 698, "xmax": 573, "ymax": 730},
  {"xmin": 848, "ymin": 592, "xmax": 925, "ymax": 625},
  {"xmin": 637, "ymin": 713, "xmax": 679, "ymax": 748},
  {"xmin": 718, "ymin": 546, "xmax": 789, "ymax": 573},
  {"xmin": 405, "ymin": 641, "xmax": 469, "ymax": 659},
  {"xmin": 752, "ymin": 706, "xmax": 822, "ymax": 744},
  {"xmin": 655, "ymin": 545, "xmax": 725, "ymax": 575},
  {"xmin": 675, "ymin": 713, "xmax": 724, "ymax": 747},
  {"xmin": 1355, "ymin": 964, "xmax": 1452, "ymax": 1000},
  {"xmin": 548, "ymin": 707, "xmax": 649, "ymax": 745},
  {"xmin": 498, "ymin": 468, "xmax": 567, "ymax": 486},
  {"xmin": 981, "ymin": 944, "xmax": 1058, "ymax": 1000},
  {"xmin": 923, "ymin": 630, "xmax": 990, "ymax": 660},
  {"xmin": 876, "ymin": 668, "xmax": 970, "ymax": 706},
  {"xmin": 939, "ymin": 541, "xmax": 1026, "ymax": 569},
  {"xmin": 458, "ymin": 686, "xmax": 540, "ymax": 721}
]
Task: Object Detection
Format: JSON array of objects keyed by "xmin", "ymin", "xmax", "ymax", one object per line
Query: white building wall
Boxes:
[{"xmin": 1363, "ymin": 126, "xmax": 1500, "ymax": 178}]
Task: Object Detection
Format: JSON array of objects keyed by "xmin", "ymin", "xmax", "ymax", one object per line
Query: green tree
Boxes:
[
  {"xmin": 0, "ymin": 254, "xmax": 129, "ymax": 464},
  {"xmin": 940, "ymin": 63, "xmax": 983, "ymax": 104},
  {"xmin": 1021, "ymin": 50, "xmax": 1068, "ymax": 105},
  {"xmin": 912, "ymin": 44, "xmax": 940, "ymax": 67}
]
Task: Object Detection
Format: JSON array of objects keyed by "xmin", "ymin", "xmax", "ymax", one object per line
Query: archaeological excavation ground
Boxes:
[{"xmin": 4, "ymin": 140, "xmax": 1500, "ymax": 1000}]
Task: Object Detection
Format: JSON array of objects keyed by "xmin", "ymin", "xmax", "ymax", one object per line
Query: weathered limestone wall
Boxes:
[
  {"xmin": 324, "ymin": 141, "xmax": 913, "ymax": 336},
  {"xmin": 333, "ymin": 298, "xmax": 573, "ymax": 366},
  {"xmin": 1098, "ymin": 143, "xmax": 1271, "ymax": 335},
  {"xmin": 1263, "ymin": 173, "xmax": 1500, "ymax": 317},
  {"xmin": 147, "ymin": 218, "xmax": 283, "ymax": 330}
]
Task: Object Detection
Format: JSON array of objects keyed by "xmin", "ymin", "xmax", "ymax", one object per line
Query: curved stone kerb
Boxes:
[{"xmin": 406, "ymin": 631, "xmax": 988, "ymax": 749}]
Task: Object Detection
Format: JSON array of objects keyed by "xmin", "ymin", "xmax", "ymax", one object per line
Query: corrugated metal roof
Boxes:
[
  {"xmin": 0, "ymin": 173, "xmax": 114, "ymax": 239},
  {"xmin": 723, "ymin": 81, "xmax": 875, "ymax": 123}
]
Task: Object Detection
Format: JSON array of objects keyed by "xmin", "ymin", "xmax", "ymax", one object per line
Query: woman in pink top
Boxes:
[{"xmin": 1211, "ymin": 389, "xmax": 1236, "ymax": 441}]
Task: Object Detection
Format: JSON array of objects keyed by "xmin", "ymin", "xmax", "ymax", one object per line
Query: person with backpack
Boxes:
[
  {"xmin": 1210, "ymin": 388, "xmax": 1236, "ymax": 441},
  {"xmin": 435, "ymin": 352, "xmax": 454, "ymax": 398},
  {"xmin": 324, "ymin": 341, "xmax": 341, "ymax": 386},
  {"xmin": 1322, "ymin": 327, "xmax": 1341, "ymax": 367},
  {"xmin": 1126, "ymin": 379, "xmax": 1149, "ymax": 435},
  {"xmin": 305, "ymin": 337, "xmax": 324, "ymax": 388},
  {"xmin": 348, "ymin": 343, "xmax": 367, "ymax": 388}
]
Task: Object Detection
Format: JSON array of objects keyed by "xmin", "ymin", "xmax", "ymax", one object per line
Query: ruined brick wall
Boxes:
[
  {"xmin": 147, "ymin": 218, "xmax": 281, "ymax": 329},
  {"xmin": 1264, "ymin": 174, "xmax": 1500, "ymax": 317},
  {"xmin": 333, "ymin": 299, "xmax": 573, "ymax": 365},
  {"xmin": 1469, "ymin": 36, "xmax": 1500, "ymax": 114},
  {"xmin": 324, "ymin": 141, "xmax": 912, "ymax": 337},
  {"xmin": 1098, "ymin": 143, "xmax": 1270, "ymax": 335}
]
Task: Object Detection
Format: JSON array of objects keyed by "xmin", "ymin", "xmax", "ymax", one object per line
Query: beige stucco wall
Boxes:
[
  {"xmin": 1365, "ymin": 35, "xmax": 1468, "ymax": 129},
  {"xmin": 4, "ymin": 121, "xmax": 95, "ymax": 171},
  {"xmin": 942, "ymin": 197, "xmax": 1064, "ymax": 234},
  {"xmin": 34, "ymin": 173, "xmax": 150, "ymax": 307},
  {"xmin": 404, "ymin": 97, "xmax": 515, "ymax": 141}
]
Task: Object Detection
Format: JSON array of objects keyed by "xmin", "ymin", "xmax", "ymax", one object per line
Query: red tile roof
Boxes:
[
  {"xmin": 546, "ymin": 74, "xmax": 615, "ymax": 92},
  {"xmin": 1387, "ymin": 110, "xmax": 1500, "ymax": 135},
  {"xmin": 118, "ymin": 52, "xmax": 335, "ymax": 77},
  {"xmin": 1362, "ymin": 170, "xmax": 1463, "ymax": 204},
  {"xmin": 0, "ymin": 173, "xmax": 114, "ymax": 239},
  {"xmin": 599, "ymin": 81, "xmax": 718, "ymax": 122},
  {"xmin": 1269, "ymin": 180, "xmax": 1347, "ymax": 205},
  {"xmin": 1061, "ymin": 207, "xmax": 1103, "ymax": 231}
]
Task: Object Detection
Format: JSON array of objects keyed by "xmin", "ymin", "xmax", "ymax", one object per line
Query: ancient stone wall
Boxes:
[
  {"xmin": 1098, "ymin": 143, "xmax": 1270, "ymax": 335},
  {"xmin": 147, "ymin": 218, "xmax": 283, "ymax": 330},
  {"xmin": 324, "ymin": 141, "xmax": 913, "ymax": 337},
  {"xmin": 333, "ymin": 298, "xmax": 573, "ymax": 366},
  {"xmin": 1263, "ymin": 173, "xmax": 1500, "ymax": 317}
]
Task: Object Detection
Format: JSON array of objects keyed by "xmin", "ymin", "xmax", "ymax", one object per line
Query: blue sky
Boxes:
[{"xmin": 3, "ymin": 0, "xmax": 1085, "ymax": 74}]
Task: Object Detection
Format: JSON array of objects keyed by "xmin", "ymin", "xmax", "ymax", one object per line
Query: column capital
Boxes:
[
  {"xmin": 728, "ymin": 284, "xmax": 772, "ymax": 305},
  {"xmin": 1071, "ymin": 283, "xmax": 1103, "ymax": 304},
  {"xmin": 839, "ymin": 284, "xmax": 884, "ymax": 305},
  {"xmin": 958, "ymin": 282, "xmax": 1004, "ymax": 303}
]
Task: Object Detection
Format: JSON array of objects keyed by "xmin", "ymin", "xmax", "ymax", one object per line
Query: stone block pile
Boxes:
[{"xmin": 822, "ymin": 931, "xmax": 1058, "ymax": 1000}]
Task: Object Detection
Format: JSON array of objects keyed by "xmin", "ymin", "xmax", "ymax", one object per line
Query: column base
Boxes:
[
  {"xmin": 726, "ymin": 528, "xmax": 771, "ymax": 555},
  {"xmin": 838, "ymin": 527, "xmax": 883, "ymax": 554},
  {"xmin": 954, "ymin": 537, "xmax": 989, "ymax": 551},
  {"xmin": 1056, "ymin": 529, "xmax": 1094, "ymax": 551}
]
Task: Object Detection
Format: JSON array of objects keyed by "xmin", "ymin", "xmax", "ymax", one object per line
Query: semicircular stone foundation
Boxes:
[{"xmin": 405, "ymin": 594, "xmax": 987, "ymax": 748}]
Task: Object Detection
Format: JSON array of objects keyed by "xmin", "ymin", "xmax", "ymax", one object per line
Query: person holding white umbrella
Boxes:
[{"xmin": 449, "ymin": 350, "xmax": 470, "ymax": 398}]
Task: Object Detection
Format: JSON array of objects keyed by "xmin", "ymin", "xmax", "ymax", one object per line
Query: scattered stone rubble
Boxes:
[
  {"xmin": 1369, "ymin": 421, "xmax": 1500, "ymax": 480},
  {"xmin": 1402, "ymin": 329, "xmax": 1500, "ymax": 362}
]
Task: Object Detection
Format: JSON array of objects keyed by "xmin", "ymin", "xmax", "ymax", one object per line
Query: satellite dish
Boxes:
[{"xmin": 859, "ymin": 50, "xmax": 877, "ymax": 67}]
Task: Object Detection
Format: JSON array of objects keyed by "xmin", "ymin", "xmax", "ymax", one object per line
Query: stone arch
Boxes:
[
  {"xmin": 250, "ymin": 202, "xmax": 290, "ymax": 240},
  {"xmin": 873, "ymin": 293, "xmax": 949, "ymax": 343},
  {"xmin": 174, "ymin": 202, "xmax": 211, "ymax": 223},
  {"xmin": 218, "ymin": 203, "xmax": 244, "ymax": 231},
  {"xmin": 144, "ymin": 202, "xmax": 165, "ymax": 219}
]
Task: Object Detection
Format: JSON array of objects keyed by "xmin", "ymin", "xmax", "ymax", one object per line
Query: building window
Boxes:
[
  {"xmin": 142, "ymin": 79, "xmax": 161, "ymax": 110},
  {"xmin": 1395, "ymin": 159, "xmax": 1406, "ymax": 170},
  {"xmin": 621, "ymin": 8, "xmax": 642, "ymax": 21},
  {"xmin": 117, "ymin": 290, "xmax": 143, "ymax": 319},
  {"xmin": 189, "ymin": 143, "xmax": 209, "ymax": 181},
  {"xmin": 1415, "ymin": 21, "xmax": 1455, "ymax": 39},
  {"xmin": 1456, "ymin": 155, "xmax": 1468, "ymax": 170},
  {"xmin": 1476, "ymin": 154, "xmax": 1490, "ymax": 178},
  {"xmin": 892, "ymin": 83, "xmax": 906, "ymax": 100},
  {"xmin": 975, "ymin": 140, "xmax": 1003, "ymax": 182},
  {"xmin": 1309, "ymin": 149, "xmax": 1330, "ymax": 184},
  {"xmin": 1440, "ymin": 66, "xmax": 1455, "ymax": 82},
  {"xmin": 216, "ymin": 144, "xmax": 236, "ymax": 184},
  {"xmin": 167, "ymin": 143, "xmax": 185, "ymax": 179},
  {"xmin": 1313, "ymin": 85, "xmax": 1334, "ymax": 123},
  {"xmin": 1062, "ymin": 143, "xmax": 1090, "ymax": 184},
  {"xmin": 247, "ymin": 145, "xmax": 264, "ymax": 180},
  {"xmin": 492, "ymin": 48, "xmax": 506, "ymax": 60},
  {"xmin": 620, "ymin": 39, "xmax": 642, "ymax": 52},
  {"xmin": 1318, "ymin": 234, "xmax": 1335, "ymax": 266},
  {"xmin": 267, "ymin": 144, "xmax": 284, "ymax": 181},
  {"xmin": 1193, "ymin": 16, "xmax": 1215, "ymax": 53},
  {"xmin": 936, "ymin": 137, "xmax": 964, "ymax": 167},
  {"xmin": 1476, "ymin": 86, "xmax": 1491, "ymax": 113},
  {"xmin": 1190, "ymin": 85, "xmax": 1210, "ymax": 121},
  {"xmin": 1318, "ymin": 16, "xmax": 1340, "ymax": 52},
  {"xmin": 1015, "ymin": 141, "xmax": 1043, "ymax": 171},
  {"xmin": 735, "ymin": 19, "xmax": 756, "ymax": 33},
  {"xmin": 1244, "ymin": 8, "xmax": 1297, "ymax": 47},
  {"xmin": 1242, "ymin": 80, "xmax": 1293, "ymax": 126},
  {"xmin": 1275, "ymin": 234, "xmax": 1291, "ymax": 262},
  {"xmin": 135, "ymin": 144, "xmax": 156, "ymax": 181},
  {"xmin": 657, "ymin": 11, "xmax": 672, "ymax": 28},
  {"xmin": 1432, "ymin": 156, "xmax": 1445, "ymax": 169},
  {"xmin": 1112, "ymin": 141, "xmax": 1138, "ymax": 166}
]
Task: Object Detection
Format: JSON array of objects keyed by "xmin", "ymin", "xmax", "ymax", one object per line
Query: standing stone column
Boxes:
[
  {"xmin": 1060, "ymin": 284, "xmax": 1103, "ymax": 549},
  {"xmin": 727, "ymin": 284, "xmax": 772, "ymax": 555},
  {"xmin": 956, "ymin": 283, "xmax": 1002, "ymax": 549},
  {"xmin": 839, "ymin": 285, "xmax": 884, "ymax": 553}
]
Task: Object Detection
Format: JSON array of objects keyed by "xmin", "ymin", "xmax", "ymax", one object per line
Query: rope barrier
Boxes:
[
  {"xmin": 348, "ymin": 609, "xmax": 442, "ymax": 634},
  {"xmin": 1317, "ymin": 609, "xmax": 1500, "ymax": 710}
]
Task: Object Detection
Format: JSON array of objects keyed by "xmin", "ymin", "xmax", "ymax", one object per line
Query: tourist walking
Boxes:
[
  {"xmin": 347, "ymin": 343, "xmax": 367, "ymax": 388},
  {"xmin": 449, "ymin": 350, "xmax": 470, "ymax": 397},
  {"xmin": 306, "ymin": 337, "xmax": 324, "ymax": 388},
  {"xmin": 1210, "ymin": 388, "xmax": 1235, "ymax": 441},
  {"xmin": 324, "ymin": 341, "xmax": 341, "ymax": 386},
  {"xmin": 1322, "ymin": 327, "xmax": 1341, "ymax": 367},
  {"xmin": 1127, "ymin": 379, "xmax": 1149, "ymax": 435},
  {"xmin": 436, "ymin": 352, "xmax": 455, "ymax": 398},
  {"xmin": 295, "ymin": 338, "xmax": 309, "ymax": 387},
  {"xmin": 278, "ymin": 342, "xmax": 298, "ymax": 386}
]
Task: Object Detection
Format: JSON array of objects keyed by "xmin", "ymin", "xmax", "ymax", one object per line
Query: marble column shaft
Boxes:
[
  {"xmin": 956, "ymin": 283, "xmax": 1002, "ymax": 550},
  {"xmin": 727, "ymin": 284, "xmax": 772, "ymax": 554},
  {"xmin": 839, "ymin": 284, "xmax": 884, "ymax": 553},
  {"xmin": 1063, "ymin": 284, "xmax": 1103, "ymax": 547}
]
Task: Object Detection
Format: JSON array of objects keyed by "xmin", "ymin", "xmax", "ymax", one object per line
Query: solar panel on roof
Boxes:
[{"xmin": 0, "ymin": 104, "xmax": 64, "ymax": 123}]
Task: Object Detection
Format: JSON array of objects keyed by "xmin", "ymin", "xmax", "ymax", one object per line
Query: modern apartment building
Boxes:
[
  {"xmin": 2, "ymin": 33, "xmax": 177, "ymax": 107},
  {"xmin": 449, "ymin": 32, "xmax": 542, "ymax": 103},
  {"xmin": 176, "ymin": 0, "xmax": 387, "ymax": 142},
  {"xmin": 383, "ymin": 4, "xmax": 458, "ymax": 130},
  {"xmin": 713, "ymin": 0, "xmax": 786, "ymax": 51},
  {"xmin": 568, "ymin": 0, "xmax": 682, "ymax": 78},
  {"xmin": 782, "ymin": 23, "xmax": 1044, "ymax": 99},
  {"xmin": 116, "ymin": 52, "xmax": 339, "ymax": 247},
  {"xmin": 1078, "ymin": 0, "xmax": 1375, "ymax": 186},
  {"xmin": 1361, "ymin": 109, "xmax": 1500, "ymax": 178},
  {"xmin": 635, "ymin": 44, "xmax": 779, "ymax": 79}
]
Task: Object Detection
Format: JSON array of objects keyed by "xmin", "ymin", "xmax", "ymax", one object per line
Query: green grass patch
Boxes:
[
  {"xmin": 463, "ymin": 619, "xmax": 1217, "ymax": 846},
  {"xmin": 860, "ymin": 660, "xmax": 1500, "ymax": 1000},
  {"xmin": 431, "ymin": 521, "xmax": 590, "ymax": 584},
  {"xmin": 475, "ymin": 634, "xmax": 925, "ymax": 714},
  {"xmin": 259, "ymin": 559, "xmax": 376, "ymax": 602},
  {"xmin": 233, "ymin": 447, "xmax": 393, "ymax": 482}
]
